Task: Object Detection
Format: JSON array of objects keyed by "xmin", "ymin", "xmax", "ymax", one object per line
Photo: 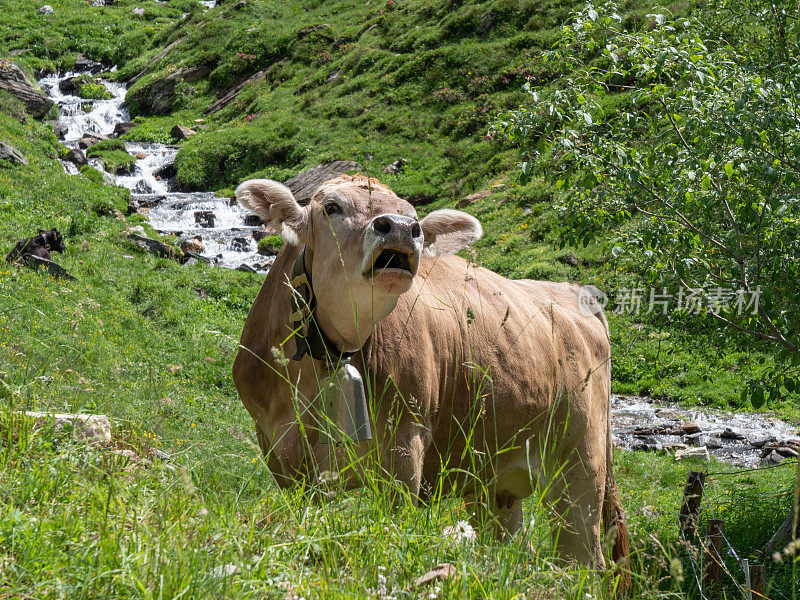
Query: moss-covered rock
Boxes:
[{"xmin": 86, "ymin": 138, "xmax": 136, "ymax": 175}]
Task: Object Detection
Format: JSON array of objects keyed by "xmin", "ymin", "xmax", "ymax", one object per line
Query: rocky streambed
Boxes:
[
  {"xmin": 611, "ymin": 395, "xmax": 799, "ymax": 468},
  {"xmin": 40, "ymin": 70, "xmax": 272, "ymax": 272}
]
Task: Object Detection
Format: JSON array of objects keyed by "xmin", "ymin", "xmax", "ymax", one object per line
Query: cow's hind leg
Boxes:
[
  {"xmin": 466, "ymin": 487, "xmax": 524, "ymax": 540},
  {"xmin": 544, "ymin": 451, "xmax": 606, "ymax": 568}
]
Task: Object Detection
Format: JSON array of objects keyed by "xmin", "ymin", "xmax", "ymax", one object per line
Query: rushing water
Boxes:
[{"xmin": 41, "ymin": 71, "xmax": 271, "ymax": 272}]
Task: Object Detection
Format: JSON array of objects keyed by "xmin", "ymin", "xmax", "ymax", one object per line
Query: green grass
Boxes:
[{"xmin": 0, "ymin": 0, "xmax": 798, "ymax": 597}]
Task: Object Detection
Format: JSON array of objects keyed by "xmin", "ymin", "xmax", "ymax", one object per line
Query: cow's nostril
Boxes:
[
  {"xmin": 411, "ymin": 223, "xmax": 421, "ymax": 239},
  {"xmin": 373, "ymin": 216, "xmax": 392, "ymax": 235}
]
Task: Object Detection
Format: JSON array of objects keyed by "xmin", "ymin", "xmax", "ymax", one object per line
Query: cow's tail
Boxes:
[{"xmin": 603, "ymin": 355, "xmax": 631, "ymax": 592}]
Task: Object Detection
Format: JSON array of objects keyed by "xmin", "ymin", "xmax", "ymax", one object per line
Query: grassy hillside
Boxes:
[{"xmin": 0, "ymin": 0, "xmax": 798, "ymax": 597}]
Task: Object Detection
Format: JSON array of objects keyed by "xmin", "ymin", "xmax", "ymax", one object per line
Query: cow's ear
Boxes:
[
  {"xmin": 235, "ymin": 179, "xmax": 308, "ymax": 246},
  {"xmin": 419, "ymin": 209, "xmax": 483, "ymax": 256}
]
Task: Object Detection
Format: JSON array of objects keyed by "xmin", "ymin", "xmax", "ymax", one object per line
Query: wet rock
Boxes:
[
  {"xmin": 776, "ymin": 446, "xmax": 798, "ymax": 458},
  {"xmin": 74, "ymin": 54, "xmax": 104, "ymax": 74},
  {"xmin": 682, "ymin": 421, "xmax": 701, "ymax": 435},
  {"xmin": 128, "ymin": 233, "xmax": 178, "ymax": 259},
  {"xmin": 39, "ymin": 5, "xmax": 54, "ymax": 14},
  {"xmin": 116, "ymin": 161, "xmax": 135, "ymax": 176},
  {"xmin": 237, "ymin": 263, "xmax": 257, "ymax": 273},
  {"xmin": 113, "ymin": 121, "xmax": 138, "ymax": 136},
  {"xmin": 58, "ymin": 76, "xmax": 79, "ymax": 94},
  {"xmin": 22, "ymin": 411, "xmax": 111, "ymax": 445},
  {"xmin": 675, "ymin": 446, "xmax": 710, "ymax": 461},
  {"xmin": 763, "ymin": 450, "xmax": 784, "ymax": 465},
  {"xmin": 751, "ymin": 437, "xmax": 772, "ymax": 448},
  {"xmin": 132, "ymin": 180, "xmax": 155, "ymax": 195},
  {"xmin": 632, "ymin": 436, "xmax": 659, "ymax": 451},
  {"xmin": 53, "ymin": 121, "xmax": 68, "ymax": 139},
  {"xmin": 720, "ymin": 428, "xmax": 744, "ymax": 440},
  {"xmin": 78, "ymin": 131, "xmax": 107, "ymax": 149},
  {"xmin": 0, "ymin": 60, "xmax": 55, "ymax": 119},
  {"xmin": 194, "ymin": 211, "xmax": 215, "ymax": 228},
  {"xmin": 153, "ymin": 156, "xmax": 176, "ymax": 180},
  {"xmin": 170, "ymin": 124, "xmax": 196, "ymax": 140},
  {"xmin": 655, "ymin": 408, "xmax": 682, "ymax": 419},
  {"xmin": 230, "ymin": 237, "xmax": 249, "ymax": 252},
  {"xmin": 252, "ymin": 229, "xmax": 268, "ymax": 242},
  {"xmin": 16, "ymin": 255, "xmax": 75, "ymax": 280},
  {"xmin": 0, "ymin": 141, "xmax": 28, "ymax": 166},
  {"xmin": 243, "ymin": 214, "xmax": 262, "ymax": 226},
  {"xmin": 284, "ymin": 160, "xmax": 362, "ymax": 203},
  {"xmin": 383, "ymin": 158, "xmax": 407, "ymax": 174},
  {"xmin": 180, "ymin": 237, "xmax": 205, "ymax": 254},
  {"xmin": 64, "ymin": 148, "xmax": 87, "ymax": 168}
]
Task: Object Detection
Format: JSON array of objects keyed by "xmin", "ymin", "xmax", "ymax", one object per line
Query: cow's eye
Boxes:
[{"xmin": 324, "ymin": 203, "xmax": 342, "ymax": 216}]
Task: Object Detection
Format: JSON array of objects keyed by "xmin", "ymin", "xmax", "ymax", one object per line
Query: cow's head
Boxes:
[
  {"xmin": 38, "ymin": 228, "xmax": 65, "ymax": 253},
  {"xmin": 236, "ymin": 174, "xmax": 482, "ymax": 351}
]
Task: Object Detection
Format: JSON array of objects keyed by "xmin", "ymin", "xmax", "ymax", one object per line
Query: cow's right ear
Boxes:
[{"xmin": 235, "ymin": 179, "xmax": 308, "ymax": 246}]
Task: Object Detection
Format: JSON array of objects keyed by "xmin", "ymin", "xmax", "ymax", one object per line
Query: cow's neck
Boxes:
[{"xmin": 296, "ymin": 247, "xmax": 397, "ymax": 357}]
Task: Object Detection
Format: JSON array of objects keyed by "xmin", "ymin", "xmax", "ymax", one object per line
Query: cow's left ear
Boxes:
[
  {"xmin": 235, "ymin": 179, "xmax": 308, "ymax": 246},
  {"xmin": 419, "ymin": 209, "xmax": 483, "ymax": 257}
]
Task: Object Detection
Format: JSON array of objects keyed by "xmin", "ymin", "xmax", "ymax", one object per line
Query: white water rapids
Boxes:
[{"xmin": 41, "ymin": 71, "xmax": 271, "ymax": 272}]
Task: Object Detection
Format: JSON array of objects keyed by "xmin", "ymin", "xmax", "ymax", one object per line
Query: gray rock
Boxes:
[
  {"xmin": 64, "ymin": 148, "xmax": 87, "ymax": 167},
  {"xmin": 39, "ymin": 4, "xmax": 54, "ymax": 14},
  {"xmin": 17, "ymin": 255, "xmax": 76, "ymax": 280},
  {"xmin": 236, "ymin": 263, "xmax": 257, "ymax": 273},
  {"xmin": 477, "ymin": 10, "xmax": 499, "ymax": 39},
  {"xmin": 113, "ymin": 121, "xmax": 138, "ymax": 136},
  {"xmin": 53, "ymin": 121, "xmax": 68, "ymax": 139},
  {"xmin": 194, "ymin": 210, "xmax": 215, "ymax": 228},
  {"xmin": 78, "ymin": 131, "xmax": 106, "ymax": 149},
  {"xmin": 383, "ymin": 158, "xmax": 407, "ymax": 174},
  {"xmin": 128, "ymin": 233, "xmax": 178, "ymax": 259},
  {"xmin": 0, "ymin": 141, "xmax": 28, "ymax": 165},
  {"xmin": 153, "ymin": 155, "xmax": 176, "ymax": 180},
  {"xmin": 22, "ymin": 411, "xmax": 111, "ymax": 446},
  {"xmin": 132, "ymin": 7, "xmax": 145, "ymax": 15},
  {"xmin": 130, "ymin": 65, "xmax": 211, "ymax": 115},
  {"xmin": 170, "ymin": 124, "xmax": 196, "ymax": 140},
  {"xmin": 74, "ymin": 54, "xmax": 104, "ymax": 74},
  {"xmin": 284, "ymin": 161, "xmax": 362, "ymax": 204},
  {"xmin": 243, "ymin": 214, "xmax": 262, "ymax": 226},
  {"xmin": 0, "ymin": 60, "xmax": 54, "ymax": 119}
]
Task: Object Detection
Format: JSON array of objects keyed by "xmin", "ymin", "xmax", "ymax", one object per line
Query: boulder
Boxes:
[
  {"xmin": 74, "ymin": 54, "xmax": 105, "ymax": 74},
  {"xmin": 682, "ymin": 421, "xmax": 701, "ymax": 435},
  {"xmin": 130, "ymin": 65, "xmax": 211, "ymax": 115},
  {"xmin": 153, "ymin": 156, "xmax": 177, "ymax": 180},
  {"xmin": 170, "ymin": 124, "xmax": 196, "ymax": 140},
  {"xmin": 128, "ymin": 233, "xmax": 178, "ymax": 259},
  {"xmin": 236, "ymin": 263, "xmax": 257, "ymax": 273},
  {"xmin": 675, "ymin": 446, "xmax": 710, "ymax": 461},
  {"xmin": 0, "ymin": 60, "xmax": 54, "ymax": 119},
  {"xmin": 64, "ymin": 148, "xmax": 87, "ymax": 168},
  {"xmin": 0, "ymin": 141, "xmax": 28, "ymax": 165},
  {"xmin": 180, "ymin": 237, "xmax": 205, "ymax": 254},
  {"xmin": 53, "ymin": 121, "xmax": 68, "ymax": 139},
  {"xmin": 194, "ymin": 210, "xmax": 215, "ymax": 228},
  {"xmin": 78, "ymin": 131, "xmax": 106, "ymax": 149},
  {"xmin": 243, "ymin": 214, "xmax": 262, "ymax": 226},
  {"xmin": 16, "ymin": 255, "xmax": 76, "ymax": 280},
  {"xmin": 58, "ymin": 76, "xmax": 78, "ymax": 94},
  {"xmin": 132, "ymin": 180, "xmax": 155, "ymax": 195},
  {"xmin": 22, "ymin": 411, "xmax": 111, "ymax": 446},
  {"xmin": 113, "ymin": 121, "xmax": 138, "ymax": 136},
  {"xmin": 284, "ymin": 161, "xmax": 362, "ymax": 204}
]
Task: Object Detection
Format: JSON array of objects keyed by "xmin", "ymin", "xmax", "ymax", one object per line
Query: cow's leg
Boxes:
[
  {"xmin": 464, "ymin": 487, "xmax": 524, "ymax": 540},
  {"xmin": 383, "ymin": 426, "xmax": 429, "ymax": 505},
  {"xmin": 544, "ymin": 451, "xmax": 606, "ymax": 568}
]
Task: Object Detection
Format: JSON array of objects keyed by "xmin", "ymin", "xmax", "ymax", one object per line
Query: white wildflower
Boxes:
[{"xmin": 443, "ymin": 520, "xmax": 476, "ymax": 543}]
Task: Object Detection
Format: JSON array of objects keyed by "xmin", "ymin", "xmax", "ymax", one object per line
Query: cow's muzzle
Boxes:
[{"xmin": 361, "ymin": 214, "xmax": 422, "ymax": 279}]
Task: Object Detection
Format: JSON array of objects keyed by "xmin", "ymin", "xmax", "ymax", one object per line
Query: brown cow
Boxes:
[{"xmin": 232, "ymin": 175, "xmax": 628, "ymax": 572}]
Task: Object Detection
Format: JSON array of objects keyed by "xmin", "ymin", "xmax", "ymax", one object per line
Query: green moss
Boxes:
[
  {"xmin": 257, "ymin": 234, "xmax": 283, "ymax": 255},
  {"xmin": 86, "ymin": 139, "xmax": 136, "ymax": 175}
]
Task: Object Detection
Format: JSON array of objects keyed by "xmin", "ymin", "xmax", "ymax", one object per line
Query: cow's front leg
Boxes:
[{"xmin": 382, "ymin": 421, "xmax": 430, "ymax": 506}]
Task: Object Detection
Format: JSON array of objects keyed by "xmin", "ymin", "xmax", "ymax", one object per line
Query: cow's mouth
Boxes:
[{"xmin": 367, "ymin": 248, "xmax": 414, "ymax": 275}]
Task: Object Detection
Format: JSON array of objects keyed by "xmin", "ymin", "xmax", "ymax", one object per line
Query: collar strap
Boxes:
[{"xmin": 288, "ymin": 248, "xmax": 354, "ymax": 368}]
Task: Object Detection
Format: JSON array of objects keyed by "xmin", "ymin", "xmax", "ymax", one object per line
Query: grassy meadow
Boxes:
[{"xmin": 1, "ymin": 0, "xmax": 799, "ymax": 597}]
